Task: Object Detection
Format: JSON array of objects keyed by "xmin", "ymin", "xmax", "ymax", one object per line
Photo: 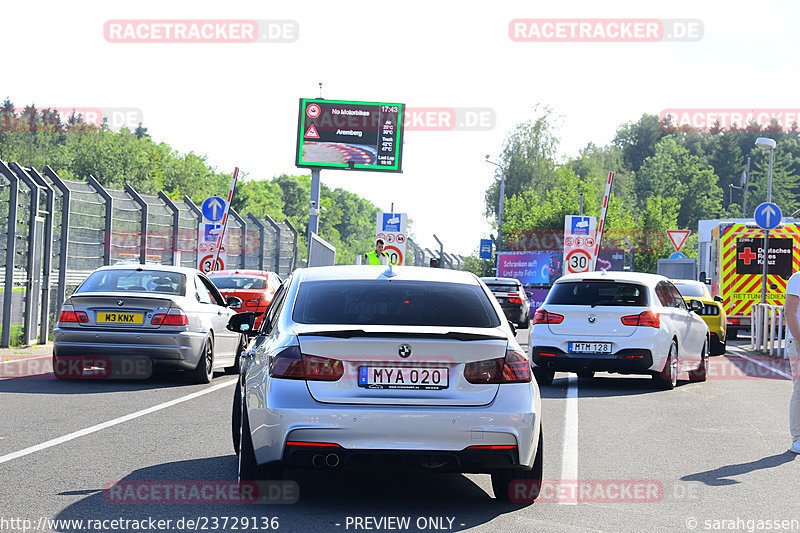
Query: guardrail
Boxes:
[{"xmin": 751, "ymin": 303, "xmax": 785, "ymax": 357}]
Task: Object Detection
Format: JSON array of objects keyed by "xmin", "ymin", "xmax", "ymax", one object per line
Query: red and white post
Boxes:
[
  {"xmin": 591, "ymin": 171, "xmax": 614, "ymax": 272},
  {"xmin": 212, "ymin": 167, "xmax": 239, "ymax": 272}
]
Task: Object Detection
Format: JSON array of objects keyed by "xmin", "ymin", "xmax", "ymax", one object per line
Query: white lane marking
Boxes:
[
  {"xmin": 0, "ymin": 378, "xmax": 237, "ymax": 465},
  {"xmin": 559, "ymin": 374, "xmax": 578, "ymax": 505},
  {"xmin": 0, "ymin": 355, "xmax": 50, "ymax": 365},
  {"xmin": 740, "ymin": 354, "xmax": 792, "ymax": 380}
]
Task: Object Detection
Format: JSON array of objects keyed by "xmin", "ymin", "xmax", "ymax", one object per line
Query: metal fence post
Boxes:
[
  {"xmin": 264, "ymin": 215, "xmax": 281, "ymax": 274},
  {"xmin": 86, "ymin": 176, "xmax": 113, "ymax": 265},
  {"xmin": 283, "ymin": 218, "xmax": 298, "ymax": 271},
  {"xmin": 0, "ymin": 161, "xmax": 19, "ymax": 348},
  {"xmin": 124, "ymin": 184, "xmax": 148, "ymax": 264},
  {"xmin": 43, "ymin": 166, "xmax": 70, "ymax": 315},
  {"xmin": 158, "ymin": 192, "xmax": 181, "ymax": 266},
  {"xmin": 183, "ymin": 196, "xmax": 203, "ymax": 269},
  {"xmin": 27, "ymin": 168, "xmax": 55, "ymax": 344},
  {"xmin": 10, "ymin": 163, "xmax": 43, "ymax": 345},
  {"xmin": 247, "ymin": 214, "xmax": 267, "ymax": 271},
  {"xmin": 229, "ymin": 208, "xmax": 247, "ymax": 269}
]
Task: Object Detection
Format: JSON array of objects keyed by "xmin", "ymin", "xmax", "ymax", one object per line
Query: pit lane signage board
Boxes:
[
  {"xmin": 563, "ymin": 215, "xmax": 597, "ymax": 274},
  {"xmin": 296, "ymin": 98, "xmax": 405, "ymax": 172},
  {"xmin": 375, "ymin": 212, "xmax": 407, "ymax": 265},
  {"xmin": 197, "ymin": 222, "xmax": 227, "ymax": 273}
]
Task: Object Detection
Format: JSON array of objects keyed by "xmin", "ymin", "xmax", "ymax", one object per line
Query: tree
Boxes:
[
  {"xmin": 613, "ymin": 113, "xmax": 667, "ymax": 174},
  {"xmin": 485, "ymin": 105, "xmax": 561, "ymax": 224},
  {"xmin": 633, "ymin": 137, "xmax": 723, "ymax": 228},
  {"xmin": 134, "ymin": 123, "xmax": 150, "ymax": 139}
]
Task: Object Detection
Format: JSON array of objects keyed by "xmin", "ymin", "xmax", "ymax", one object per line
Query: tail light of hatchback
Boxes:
[
  {"xmin": 270, "ymin": 346, "xmax": 344, "ymax": 381},
  {"xmin": 532, "ymin": 308, "xmax": 563, "ymax": 325},
  {"xmin": 464, "ymin": 348, "xmax": 532, "ymax": 384},
  {"xmin": 58, "ymin": 305, "xmax": 88, "ymax": 323},
  {"xmin": 507, "ymin": 297, "xmax": 523, "ymax": 304},
  {"xmin": 620, "ymin": 310, "xmax": 660, "ymax": 328},
  {"xmin": 151, "ymin": 308, "xmax": 188, "ymax": 326}
]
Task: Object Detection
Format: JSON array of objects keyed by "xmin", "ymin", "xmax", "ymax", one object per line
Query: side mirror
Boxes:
[
  {"xmin": 227, "ymin": 296, "xmax": 243, "ymax": 309},
  {"xmin": 713, "ymin": 295, "xmax": 723, "ymax": 303},
  {"xmin": 698, "ymin": 272, "xmax": 707, "ymax": 284},
  {"xmin": 227, "ymin": 312, "xmax": 259, "ymax": 336},
  {"xmin": 689, "ymin": 299, "xmax": 703, "ymax": 312}
]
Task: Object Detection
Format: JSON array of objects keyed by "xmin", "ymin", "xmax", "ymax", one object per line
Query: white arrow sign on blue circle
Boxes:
[
  {"xmin": 754, "ymin": 202, "xmax": 782, "ymax": 230},
  {"xmin": 202, "ymin": 196, "xmax": 226, "ymax": 222}
]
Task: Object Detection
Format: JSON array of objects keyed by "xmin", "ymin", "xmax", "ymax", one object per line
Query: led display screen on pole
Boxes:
[{"xmin": 295, "ymin": 98, "xmax": 404, "ymax": 172}]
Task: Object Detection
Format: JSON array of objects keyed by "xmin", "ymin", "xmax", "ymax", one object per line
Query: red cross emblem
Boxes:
[{"xmin": 739, "ymin": 247, "xmax": 757, "ymax": 265}]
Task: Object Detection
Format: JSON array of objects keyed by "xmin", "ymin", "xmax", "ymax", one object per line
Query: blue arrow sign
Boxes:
[
  {"xmin": 754, "ymin": 202, "xmax": 782, "ymax": 230},
  {"xmin": 670, "ymin": 252, "xmax": 687, "ymax": 259},
  {"xmin": 202, "ymin": 196, "xmax": 226, "ymax": 223}
]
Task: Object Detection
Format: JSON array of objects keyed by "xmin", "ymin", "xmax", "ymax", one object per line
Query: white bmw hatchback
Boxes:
[
  {"xmin": 228, "ymin": 265, "xmax": 543, "ymax": 502},
  {"xmin": 529, "ymin": 271, "xmax": 710, "ymax": 389}
]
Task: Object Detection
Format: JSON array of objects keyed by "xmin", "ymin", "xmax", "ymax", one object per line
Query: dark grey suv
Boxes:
[{"xmin": 481, "ymin": 277, "xmax": 531, "ymax": 329}]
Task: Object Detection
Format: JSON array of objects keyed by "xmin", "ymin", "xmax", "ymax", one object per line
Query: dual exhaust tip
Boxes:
[{"xmin": 312, "ymin": 453, "xmax": 340, "ymax": 468}]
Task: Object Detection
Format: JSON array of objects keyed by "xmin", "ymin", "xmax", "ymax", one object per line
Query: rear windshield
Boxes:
[
  {"xmin": 209, "ymin": 275, "xmax": 267, "ymax": 290},
  {"xmin": 293, "ymin": 280, "xmax": 502, "ymax": 327},
  {"xmin": 76, "ymin": 270, "xmax": 186, "ymax": 295},
  {"xmin": 673, "ymin": 283, "xmax": 705, "ymax": 298},
  {"xmin": 546, "ymin": 281, "xmax": 648, "ymax": 307},
  {"xmin": 484, "ymin": 282, "xmax": 521, "ymax": 293}
]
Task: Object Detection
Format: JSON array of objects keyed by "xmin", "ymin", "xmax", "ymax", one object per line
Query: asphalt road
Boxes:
[{"xmin": 1, "ymin": 334, "xmax": 799, "ymax": 533}]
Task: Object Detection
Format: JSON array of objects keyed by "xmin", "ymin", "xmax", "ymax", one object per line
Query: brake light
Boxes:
[
  {"xmin": 285, "ymin": 441, "xmax": 342, "ymax": 448},
  {"xmin": 58, "ymin": 306, "xmax": 88, "ymax": 323},
  {"xmin": 728, "ymin": 317, "xmax": 740, "ymax": 325},
  {"xmin": 151, "ymin": 309, "xmax": 188, "ymax": 326},
  {"xmin": 270, "ymin": 346, "xmax": 344, "ymax": 381},
  {"xmin": 508, "ymin": 297, "xmax": 523, "ymax": 304},
  {"xmin": 464, "ymin": 348, "xmax": 532, "ymax": 384},
  {"xmin": 532, "ymin": 308, "xmax": 563, "ymax": 325},
  {"xmin": 620, "ymin": 310, "xmax": 660, "ymax": 328},
  {"xmin": 465, "ymin": 445, "xmax": 518, "ymax": 450}
]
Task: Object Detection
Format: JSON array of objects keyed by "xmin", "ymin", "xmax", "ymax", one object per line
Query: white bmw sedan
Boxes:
[
  {"xmin": 529, "ymin": 271, "xmax": 710, "ymax": 389},
  {"xmin": 229, "ymin": 265, "xmax": 543, "ymax": 502}
]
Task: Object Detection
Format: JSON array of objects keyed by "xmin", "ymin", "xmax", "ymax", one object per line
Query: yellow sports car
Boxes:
[{"xmin": 672, "ymin": 279, "xmax": 727, "ymax": 355}]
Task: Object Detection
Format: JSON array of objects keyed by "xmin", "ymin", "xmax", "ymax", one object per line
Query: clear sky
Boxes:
[{"xmin": 5, "ymin": 0, "xmax": 800, "ymax": 256}]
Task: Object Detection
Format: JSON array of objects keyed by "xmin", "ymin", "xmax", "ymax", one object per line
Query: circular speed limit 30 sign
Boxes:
[
  {"xmin": 199, "ymin": 254, "xmax": 224, "ymax": 274},
  {"xmin": 566, "ymin": 249, "xmax": 591, "ymax": 274},
  {"xmin": 383, "ymin": 245, "xmax": 404, "ymax": 265}
]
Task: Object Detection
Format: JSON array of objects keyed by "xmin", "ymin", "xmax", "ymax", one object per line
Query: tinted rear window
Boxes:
[
  {"xmin": 546, "ymin": 281, "xmax": 648, "ymax": 307},
  {"xmin": 292, "ymin": 280, "xmax": 502, "ymax": 327},
  {"xmin": 673, "ymin": 283, "xmax": 705, "ymax": 298},
  {"xmin": 77, "ymin": 270, "xmax": 186, "ymax": 295},
  {"xmin": 209, "ymin": 275, "xmax": 267, "ymax": 290}
]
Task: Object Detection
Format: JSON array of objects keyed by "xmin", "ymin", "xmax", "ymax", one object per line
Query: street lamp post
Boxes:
[
  {"xmin": 755, "ymin": 137, "xmax": 777, "ymax": 304},
  {"xmin": 484, "ymin": 155, "xmax": 505, "ymax": 249}
]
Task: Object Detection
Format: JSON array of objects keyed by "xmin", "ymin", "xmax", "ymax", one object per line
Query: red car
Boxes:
[{"xmin": 208, "ymin": 270, "xmax": 281, "ymax": 328}]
